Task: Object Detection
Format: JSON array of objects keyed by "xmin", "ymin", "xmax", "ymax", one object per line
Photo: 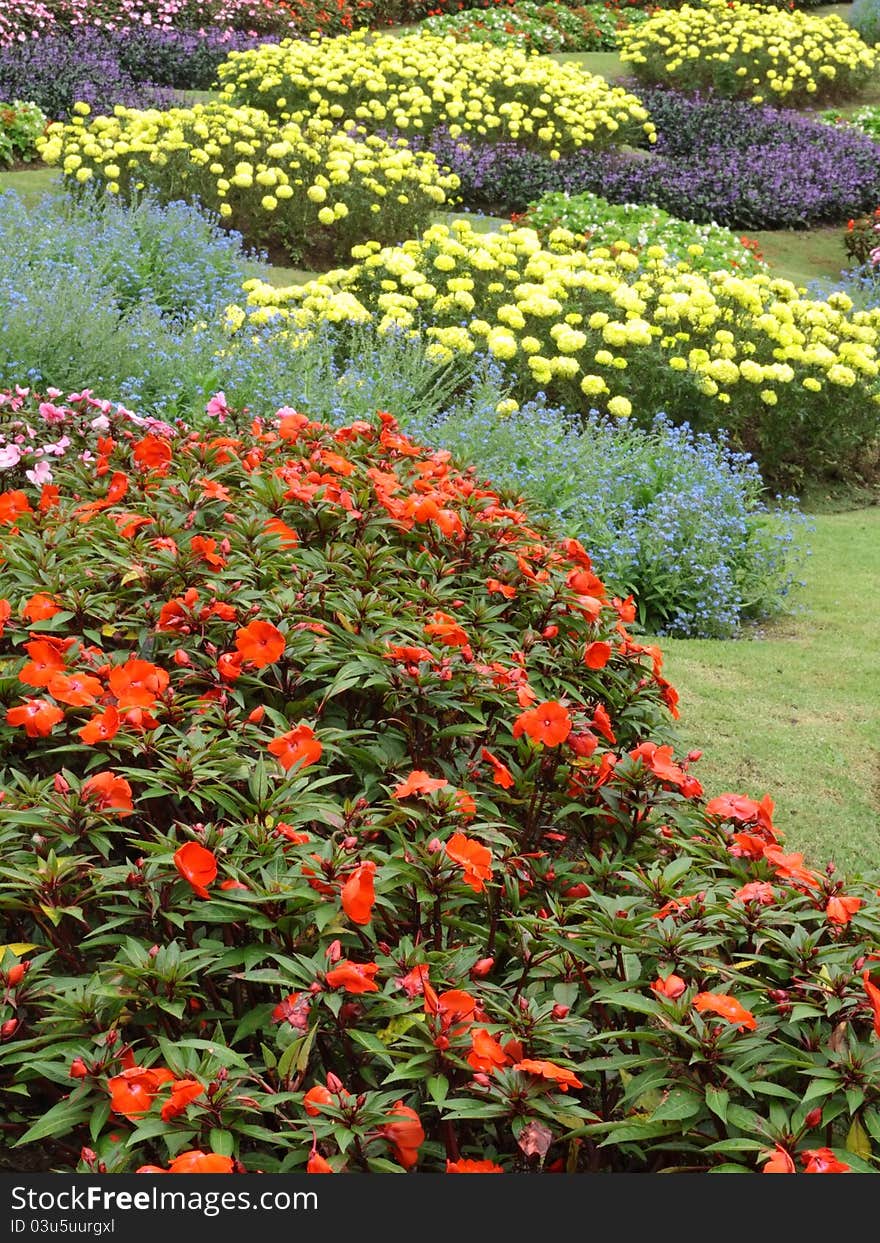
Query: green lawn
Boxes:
[
  {"xmin": 0, "ymin": 166, "xmax": 60, "ymax": 206},
  {"xmin": 660, "ymin": 509, "xmax": 880, "ymax": 874}
]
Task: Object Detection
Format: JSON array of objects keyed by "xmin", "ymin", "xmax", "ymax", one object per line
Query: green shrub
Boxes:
[
  {"xmin": 422, "ymin": 1, "xmax": 650, "ymax": 52},
  {"xmin": 1, "ymin": 388, "xmax": 879, "ymax": 1176},
  {"xmin": 0, "ymin": 99, "xmax": 46, "ymax": 166}
]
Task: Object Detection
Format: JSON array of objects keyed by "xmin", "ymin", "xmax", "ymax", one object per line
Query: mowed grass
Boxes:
[{"xmin": 660, "ymin": 509, "xmax": 880, "ymax": 873}]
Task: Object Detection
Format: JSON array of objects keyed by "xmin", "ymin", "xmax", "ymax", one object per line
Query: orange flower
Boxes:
[
  {"xmin": 513, "ymin": 700, "xmax": 571, "ymax": 747},
  {"xmin": 108, "ymin": 1065, "xmax": 174, "ymax": 1119},
  {"xmin": 267, "ymin": 723, "xmax": 322, "ymax": 772},
  {"xmin": 862, "ymin": 970, "xmax": 880, "ymax": 1037},
  {"xmin": 733, "ymin": 882, "xmax": 776, "ymax": 905},
  {"xmin": 133, "ymin": 435, "xmax": 173, "ymax": 473},
  {"xmin": 0, "ymin": 489, "xmax": 31, "ymax": 526},
  {"xmin": 325, "ymin": 961, "xmax": 380, "ymax": 994},
  {"xmin": 0, "ymin": 598, "xmax": 9, "ymax": 636},
  {"xmin": 486, "ymin": 578, "xmax": 516, "ymax": 599},
  {"xmin": 174, "ymin": 841, "xmax": 217, "ymax": 900},
  {"xmin": 23, "ymin": 593, "xmax": 61, "ymax": 622},
  {"xmin": 160, "ymin": 1078, "xmax": 205, "ymax": 1122},
  {"xmin": 825, "ymin": 894, "xmax": 862, "ymax": 926},
  {"xmin": 264, "ymin": 516, "xmax": 299, "ymax": 547},
  {"xmin": 481, "ymin": 747, "xmax": 514, "ymax": 789},
  {"xmin": 235, "ymin": 619, "xmax": 286, "ymax": 668},
  {"xmin": 445, "ymin": 833, "xmax": 493, "ymax": 893},
  {"xmin": 763, "ymin": 846, "xmax": 820, "ymax": 891},
  {"xmin": 82, "ymin": 772, "xmax": 133, "ymax": 816},
  {"xmin": 447, "ymin": 1159, "xmax": 504, "ymax": 1173},
  {"xmin": 512, "ymin": 1059, "xmax": 583, "ymax": 1091},
  {"xmin": 801, "ymin": 1148, "xmax": 850, "ymax": 1174},
  {"xmin": 108, "ymin": 659, "xmax": 168, "ymax": 710},
  {"xmin": 190, "ymin": 535, "xmax": 225, "ymax": 569},
  {"xmin": 693, "ymin": 992, "xmax": 757, "ymax": 1031},
  {"xmin": 306, "ymin": 1152, "xmax": 333, "ymax": 1174},
  {"xmin": 584, "ymin": 641, "xmax": 611, "ymax": 670},
  {"xmin": 651, "ymin": 974, "xmax": 686, "ymax": 1000},
  {"xmin": 762, "ymin": 1144, "xmax": 796, "ymax": 1174},
  {"xmin": 303, "ymin": 1085, "xmax": 334, "ymax": 1117},
  {"xmin": 6, "ymin": 698, "xmax": 64, "ymax": 738},
  {"xmin": 424, "ymin": 610, "xmax": 470, "ymax": 648},
  {"xmin": 466, "ymin": 1028, "xmax": 510, "ymax": 1073},
  {"xmin": 19, "ymin": 638, "xmax": 66, "ymax": 687},
  {"xmin": 454, "ymin": 789, "xmax": 477, "ymax": 818},
  {"xmin": 166, "ymin": 1151, "xmax": 234, "ymax": 1174},
  {"xmin": 383, "ymin": 1102, "xmax": 425, "ymax": 1170},
  {"xmin": 47, "ymin": 671, "xmax": 103, "ymax": 707},
  {"xmin": 424, "ymin": 986, "xmax": 476, "ymax": 1033},
  {"xmin": 78, "ymin": 705, "xmax": 121, "ymax": 746},
  {"xmin": 392, "ymin": 770, "xmax": 449, "ymax": 798},
  {"xmin": 340, "ymin": 861, "xmax": 376, "ymax": 925}
]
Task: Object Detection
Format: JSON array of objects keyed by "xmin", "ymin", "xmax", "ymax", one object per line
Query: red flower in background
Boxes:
[
  {"xmin": 165, "ymin": 1151, "xmax": 234, "ymax": 1174},
  {"xmin": 160, "ymin": 1078, "xmax": 205, "ymax": 1122},
  {"xmin": 512, "ymin": 1059, "xmax": 583, "ymax": 1091},
  {"xmin": 133, "ymin": 435, "xmax": 173, "ymax": 473},
  {"xmin": 801, "ymin": 1148, "xmax": 850, "ymax": 1174},
  {"xmin": 652, "ymin": 974, "xmax": 686, "ymax": 1000},
  {"xmin": 445, "ymin": 833, "xmax": 493, "ymax": 893},
  {"xmin": 382, "ymin": 1102, "xmax": 425, "ymax": 1169},
  {"xmin": 173, "ymin": 841, "xmax": 217, "ymax": 899},
  {"xmin": 108, "ymin": 1065, "xmax": 174, "ymax": 1119},
  {"xmin": 392, "ymin": 770, "xmax": 449, "ymax": 798},
  {"xmin": 235, "ymin": 620, "xmax": 286, "ymax": 668},
  {"xmin": 78, "ymin": 705, "xmax": 120, "ymax": 745},
  {"xmin": 693, "ymin": 992, "xmax": 756, "ymax": 1031},
  {"xmin": 6, "ymin": 698, "xmax": 64, "ymax": 738},
  {"xmin": 825, "ymin": 894, "xmax": 862, "ymax": 926},
  {"xmin": 762, "ymin": 1144, "xmax": 795, "ymax": 1174},
  {"xmin": 23, "ymin": 592, "xmax": 61, "ymax": 621},
  {"xmin": 447, "ymin": 1159, "xmax": 504, "ymax": 1173},
  {"xmin": 481, "ymin": 747, "xmax": 514, "ymax": 789},
  {"xmin": 268, "ymin": 723, "xmax": 322, "ymax": 772},
  {"xmin": 513, "ymin": 700, "xmax": 571, "ymax": 746},
  {"xmin": 108, "ymin": 659, "xmax": 168, "ymax": 710},
  {"xmin": 340, "ymin": 861, "xmax": 376, "ymax": 925},
  {"xmin": 82, "ymin": 772, "xmax": 133, "ymax": 816},
  {"xmin": 325, "ymin": 961, "xmax": 380, "ymax": 994},
  {"xmin": 19, "ymin": 639, "xmax": 67, "ymax": 687}
]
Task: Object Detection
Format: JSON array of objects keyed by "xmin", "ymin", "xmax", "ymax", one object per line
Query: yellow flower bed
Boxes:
[
  {"xmin": 216, "ymin": 28, "xmax": 656, "ymax": 156},
  {"xmin": 225, "ymin": 219, "xmax": 880, "ymax": 473},
  {"xmin": 619, "ymin": 0, "xmax": 877, "ymax": 103},
  {"xmin": 37, "ymin": 101, "xmax": 459, "ymax": 270}
]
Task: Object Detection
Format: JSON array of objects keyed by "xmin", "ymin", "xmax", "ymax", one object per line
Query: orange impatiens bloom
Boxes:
[
  {"xmin": 340, "ymin": 861, "xmax": 376, "ymax": 926},
  {"xmin": 466, "ymin": 1028, "xmax": 510, "ymax": 1074},
  {"xmin": 862, "ymin": 971, "xmax": 880, "ymax": 1037},
  {"xmin": 486, "ymin": 578, "xmax": 516, "ymax": 599},
  {"xmin": 160, "ymin": 1078, "xmax": 205, "ymax": 1122},
  {"xmin": 190, "ymin": 535, "xmax": 225, "ymax": 569},
  {"xmin": 235, "ymin": 619, "xmax": 286, "ymax": 668},
  {"xmin": 264, "ymin": 516, "xmax": 299, "ymax": 547},
  {"xmin": 324, "ymin": 961, "xmax": 380, "ymax": 994},
  {"xmin": 82, "ymin": 771, "xmax": 134, "ymax": 816},
  {"xmin": 447, "ymin": 1159, "xmax": 504, "ymax": 1173},
  {"xmin": 108, "ymin": 659, "xmax": 169, "ymax": 710},
  {"xmin": 23, "ymin": 592, "xmax": 61, "ymax": 622},
  {"xmin": 825, "ymin": 894, "xmax": 862, "ymax": 926},
  {"xmin": 513, "ymin": 700, "xmax": 572, "ymax": 747},
  {"xmin": 47, "ymin": 671, "xmax": 103, "ymax": 707},
  {"xmin": 424, "ymin": 611, "xmax": 470, "ymax": 648},
  {"xmin": 801, "ymin": 1148, "xmax": 850, "ymax": 1174},
  {"xmin": 77, "ymin": 705, "xmax": 120, "ymax": 745},
  {"xmin": 19, "ymin": 638, "xmax": 67, "ymax": 687},
  {"xmin": 173, "ymin": 841, "xmax": 218, "ymax": 900},
  {"xmin": 165, "ymin": 1151, "xmax": 234, "ymax": 1174},
  {"xmin": 382, "ymin": 1102, "xmax": 425, "ymax": 1170},
  {"xmin": 481, "ymin": 747, "xmax": 514, "ymax": 790},
  {"xmin": 132, "ymin": 434, "xmax": 173, "ymax": 473},
  {"xmin": 584, "ymin": 641, "xmax": 612, "ymax": 670},
  {"xmin": 762, "ymin": 1144, "xmax": 796, "ymax": 1174},
  {"xmin": 0, "ymin": 598, "xmax": 10, "ymax": 637},
  {"xmin": 267, "ymin": 723, "xmax": 322, "ymax": 772},
  {"xmin": 651, "ymin": 974, "xmax": 687, "ymax": 1000},
  {"xmin": 423, "ymin": 986, "xmax": 476, "ymax": 1034},
  {"xmin": 693, "ymin": 992, "xmax": 757, "ymax": 1031},
  {"xmin": 6, "ymin": 698, "xmax": 64, "ymax": 738},
  {"xmin": 445, "ymin": 833, "xmax": 493, "ymax": 893},
  {"xmin": 392, "ymin": 770, "xmax": 450, "ymax": 799},
  {"xmin": 762, "ymin": 846, "xmax": 821, "ymax": 891},
  {"xmin": 303, "ymin": 1084, "xmax": 335, "ymax": 1117},
  {"xmin": 512, "ymin": 1059, "xmax": 583, "ymax": 1091},
  {"xmin": 108, "ymin": 1065, "xmax": 174, "ymax": 1119},
  {"xmin": 306, "ymin": 1152, "xmax": 334, "ymax": 1174}
]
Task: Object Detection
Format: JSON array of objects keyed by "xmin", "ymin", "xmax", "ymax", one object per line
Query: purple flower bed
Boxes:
[
  {"xmin": 424, "ymin": 89, "xmax": 880, "ymax": 230},
  {"xmin": 0, "ymin": 26, "xmax": 271, "ymax": 120}
]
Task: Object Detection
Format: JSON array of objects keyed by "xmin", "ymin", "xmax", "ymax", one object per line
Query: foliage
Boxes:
[
  {"xmin": 822, "ymin": 103, "xmax": 880, "ymax": 143},
  {"xmin": 0, "ymin": 0, "xmax": 302, "ymax": 46},
  {"xmin": 422, "ymin": 0, "xmax": 650, "ymax": 52},
  {"xmin": 1, "ymin": 387, "xmax": 878, "ymax": 1177},
  {"xmin": 522, "ymin": 190, "xmax": 766, "ymax": 275},
  {"xmin": 849, "ymin": 0, "xmax": 880, "ymax": 49},
  {"xmin": 38, "ymin": 103, "xmax": 458, "ymax": 270},
  {"xmin": 0, "ymin": 99, "xmax": 46, "ymax": 166},
  {"xmin": 216, "ymin": 28, "xmax": 657, "ymax": 156},
  {"xmin": 231, "ymin": 219, "xmax": 880, "ymax": 484},
  {"xmin": 844, "ymin": 208, "xmax": 880, "ymax": 272},
  {"xmin": 620, "ymin": 0, "xmax": 877, "ymax": 104}
]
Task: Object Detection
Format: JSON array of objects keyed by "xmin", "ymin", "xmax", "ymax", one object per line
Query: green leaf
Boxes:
[
  {"xmin": 846, "ymin": 1116, "xmax": 872, "ymax": 1162},
  {"xmin": 705, "ymin": 1085, "xmax": 729, "ymax": 1123},
  {"xmin": 15, "ymin": 1090, "xmax": 91, "ymax": 1146},
  {"xmin": 209, "ymin": 1128, "xmax": 235, "ymax": 1157},
  {"xmin": 651, "ymin": 1088, "xmax": 702, "ymax": 1123}
]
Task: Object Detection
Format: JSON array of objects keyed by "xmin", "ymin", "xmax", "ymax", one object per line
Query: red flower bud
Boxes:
[
  {"xmin": 470, "ymin": 957, "xmax": 495, "ymax": 979},
  {"xmin": 172, "ymin": 649, "xmax": 191, "ymax": 667},
  {"xmin": 53, "ymin": 773, "xmax": 70, "ymax": 795},
  {"xmin": 427, "ymin": 838, "xmax": 443, "ymax": 854},
  {"xmin": 69, "ymin": 1057, "xmax": 89, "ymax": 1079},
  {"xmin": 80, "ymin": 1148, "xmax": 97, "ymax": 1167},
  {"xmin": 147, "ymin": 944, "xmax": 160, "ymax": 958},
  {"xmin": 1, "ymin": 1018, "xmax": 19, "ymax": 1040},
  {"xmin": 542, "ymin": 624, "xmax": 559, "ymax": 639},
  {"xmin": 472, "ymin": 1073, "xmax": 491, "ymax": 1087},
  {"xmin": 552, "ymin": 1004, "xmax": 570, "ymax": 1020},
  {"xmin": 434, "ymin": 1035, "xmax": 450, "ymax": 1050},
  {"xmin": 686, "ymin": 750, "xmax": 703, "ymax": 763},
  {"xmin": 342, "ymin": 835, "xmax": 358, "ymax": 850},
  {"xmin": 804, "ymin": 1108, "xmax": 823, "ymax": 1130},
  {"xmin": 247, "ymin": 705, "xmax": 265, "ymax": 724},
  {"xmin": 326, "ymin": 1073, "xmax": 345, "ymax": 1094},
  {"xmin": 326, "ymin": 939, "xmax": 342, "ymax": 963},
  {"xmin": 5, "ymin": 961, "xmax": 29, "ymax": 986}
]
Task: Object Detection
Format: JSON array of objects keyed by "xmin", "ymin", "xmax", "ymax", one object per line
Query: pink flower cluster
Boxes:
[{"xmin": 0, "ymin": 0, "xmax": 299, "ymax": 46}]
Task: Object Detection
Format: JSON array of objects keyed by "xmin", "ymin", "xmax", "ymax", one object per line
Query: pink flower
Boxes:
[
  {"xmin": 206, "ymin": 392, "xmax": 230, "ymax": 422},
  {"xmin": 26, "ymin": 460, "xmax": 53, "ymax": 486},
  {"xmin": 0, "ymin": 445, "xmax": 22, "ymax": 470}
]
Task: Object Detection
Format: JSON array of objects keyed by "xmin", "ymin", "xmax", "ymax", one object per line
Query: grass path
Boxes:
[{"xmin": 661, "ymin": 509, "xmax": 880, "ymax": 873}]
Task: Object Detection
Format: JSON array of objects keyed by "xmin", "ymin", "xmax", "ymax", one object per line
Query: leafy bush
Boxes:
[
  {"xmin": 39, "ymin": 102, "xmax": 459, "ymax": 269},
  {"xmin": 522, "ymin": 190, "xmax": 766, "ymax": 275},
  {"xmin": 823, "ymin": 103, "xmax": 880, "ymax": 142},
  {"xmin": 409, "ymin": 401, "xmax": 807, "ymax": 637},
  {"xmin": 620, "ymin": 0, "xmax": 877, "ymax": 104},
  {"xmin": 0, "ymin": 0, "xmax": 301, "ymax": 45},
  {"xmin": 1, "ymin": 386, "xmax": 878, "ymax": 1176},
  {"xmin": 422, "ymin": 1, "xmax": 650, "ymax": 52},
  {"xmin": 232, "ymin": 219, "xmax": 880, "ymax": 484},
  {"xmin": 424, "ymin": 90, "xmax": 880, "ymax": 228},
  {"xmin": 0, "ymin": 99, "xmax": 45, "ymax": 165},
  {"xmin": 845, "ymin": 207, "xmax": 880, "ymax": 271},
  {"xmin": 850, "ymin": 0, "xmax": 880, "ymax": 48},
  {"xmin": 216, "ymin": 29, "xmax": 657, "ymax": 156}
]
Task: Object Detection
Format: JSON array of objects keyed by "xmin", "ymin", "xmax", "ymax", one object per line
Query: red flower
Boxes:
[
  {"xmin": 862, "ymin": 971, "xmax": 880, "ymax": 1037},
  {"xmin": 466, "ymin": 1028, "xmax": 510, "ymax": 1073},
  {"xmin": 382, "ymin": 1102, "xmax": 425, "ymax": 1169},
  {"xmin": 513, "ymin": 700, "xmax": 571, "ymax": 746},
  {"xmin": 651, "ymin": 974, "xmax": 686, "ymax": 1000},
  {"xmin": 108, "ymin": 1065, "xmax": 174, "ymax": 1119},
  {"xmin": 133, "ymin": 435, "xmax": 173, "ymax": 473},
  {"xmin": 392, "ymin": 770, "xmax": 449, "ymax": 798},
  {"xmin": 108, "ymin": 659, "xmax": 168, "ymax": 710},
  {"xmin": 234, "ymin": 620, "xmax": 286, "ymax": 668},
  {"xmin": 801, "ymin": 1148, "xmax": 850, "ymax": 1174},
  {"xmin": 190, "ymin": 535, "xmax": 225, "ymax": 569},
  {"xmin": 584, "ymin": 641, "xmax": 611, "ymax": 670},
  {"xmin": 445, "ymin": 833, "xmax": 493, "ymax": 893},
  {"xmin": 486, "ymin": 578, "xmax": 516, "ymax": 599},
  {"xmin": 325, "ymin": 961, "xmax": 380, "ymax": 994},
  {"xmin": 306, "ymin": 1152, "xmax": 333, "ymax": 1174},
  {"xmin": 272, "ymin": 992, "xmax": 310, "ymax": 1030},
  {"xmin": 160, "ymin": 1078, "xmax": 205, "ymax": 1122},
  {"xmin": 693, "ymin": 992, "xmax": 756, "ymax": 1031},
  {"xmin": 763, "ymin": 846, "xmax": 820, "ymax": 891},
  {"xmin": 82, "ymin": 772, "xmax": 133, "ymax": 816},
  {"xmin": 424, "ymin": 986, "xmax": 476, "ymax": 1033},
  {"xmin": 734, "ymin": 881, "xmax": 776, "ymax": 905},
  {"xmin": 78, "ymin": 705, "xmax": 121, "ymax": 745},
  {"xmin": 825, "ymin": 894, "xmax": 862, "ymax": 926},
  {"xmin": 6, "ymin": 698, "xmax": 64, "ymax": 738},
  {"xmin": 19, "ymin": 639, "xmax": 67, "ymax": 687},
  {"xmin": 303, "ymin": 1085, "xmax": 334, "ymax": 1117},
  {"xmin": 165, "ymin": 1151, "xmax": 234, "ymax": 1174},
  {"xmin": 447, "ymin": 1158, "xmax": 504, "ymax": 1173},
  {"xmin": 264, "ymin": 516, "xmax": 299, "ymax": 547},
  {"xmin": 173, "ymin": 842, "xmax": 217, "ymax": 899},
  {"xmin": 340, "ymin": 861, "xmax": 376, "ymax": 925},
  {"xmin": 267, "ymin": 723, "xmax": 322, "ymax": 772},
  {"xmin": 762, "ymin": 1144, "xmax": 796, "ymax": 1174},
  {"xmin": 481, "ymin": 747, "xmax": 514, "ymax": 789},
  {"xmin": 512, "ymin": 1059, "xmax": 583, "ymax": 1091},
  {"xmin": 47, "ymin": 671, "xmax": 103, "ymax": 707},
  {"xmin": 424, "ymin": 610, "xmax": 470, "ymax": 648},
  {"xmin": 23, "ymin": 592, "xmax": 61, "ymax": 621}
]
